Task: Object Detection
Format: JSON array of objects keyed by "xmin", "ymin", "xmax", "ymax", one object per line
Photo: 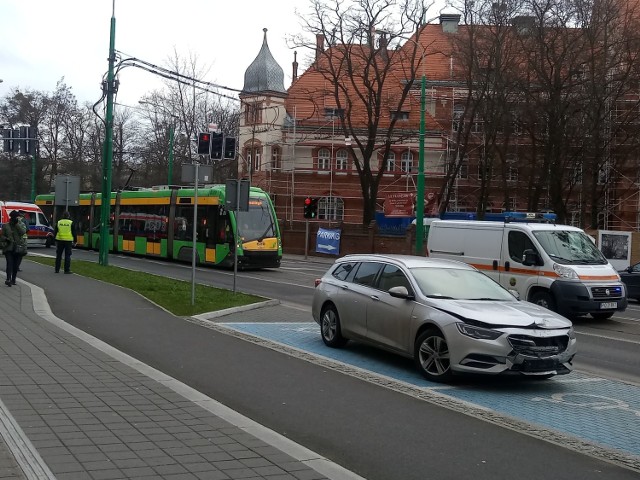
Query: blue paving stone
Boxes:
[{"xmin": 222, "ymin": 322, "xmax": 640, "ymax": 460}]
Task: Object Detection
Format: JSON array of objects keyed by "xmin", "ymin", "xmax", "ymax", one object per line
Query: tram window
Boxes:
[{"xmin": 174, "ymin": 206, "xmax": 207, "ymax": 241}]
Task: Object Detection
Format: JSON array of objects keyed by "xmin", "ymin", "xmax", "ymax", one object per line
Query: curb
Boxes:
[{"xmin": 191, "ymin": 299, "xmax": 281, "ymax": 321}]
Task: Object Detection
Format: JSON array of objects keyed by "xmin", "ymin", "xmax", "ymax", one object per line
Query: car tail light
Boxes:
[{"xmin": 314, "ymin": 278, "xmax": 322, "ymax": 287}]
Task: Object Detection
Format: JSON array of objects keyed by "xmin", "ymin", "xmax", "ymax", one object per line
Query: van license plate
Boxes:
[{"xmin": 600, "ymin": 302, "xmax": 617, "ymax": 309}]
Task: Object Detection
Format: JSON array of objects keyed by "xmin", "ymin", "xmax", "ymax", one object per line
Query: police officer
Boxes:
[{"xmin": 54, "ymin": 211, "xmax": 76, "ymax": 274}]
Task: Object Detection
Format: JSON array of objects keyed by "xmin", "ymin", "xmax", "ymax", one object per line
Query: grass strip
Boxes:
[{"xmin": 27, "ymin": 257, "xmax": 265, "ymax": 317}]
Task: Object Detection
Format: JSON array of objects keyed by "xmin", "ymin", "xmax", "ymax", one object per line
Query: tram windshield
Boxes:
[{"xmin": 236, "ymin": 198, "xmax": 276, "ymax": 242}]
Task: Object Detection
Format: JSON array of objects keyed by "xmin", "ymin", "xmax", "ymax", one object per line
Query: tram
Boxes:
[{"xmin": 35, "ymin": 185, "xmax": 282, "ymax": 269}]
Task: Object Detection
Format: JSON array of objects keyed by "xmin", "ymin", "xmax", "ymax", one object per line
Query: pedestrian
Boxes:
[
  {"xmin": 1, "ymin": 210, "xmax": 27, "ymax": 286},
  {"xmin": 54, "ymin": 211, "xmax": 76, "ymax": 274},
  {"xmin": 16, "ymin": 210, "xmax": 29, "ymax": 272}
]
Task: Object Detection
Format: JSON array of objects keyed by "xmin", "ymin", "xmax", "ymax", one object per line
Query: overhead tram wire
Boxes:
[{"xmin": 112, "ymin": 50, "xmax": 243, "ymax": 102}]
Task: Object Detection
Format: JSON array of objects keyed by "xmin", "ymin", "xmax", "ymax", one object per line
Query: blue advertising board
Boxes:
[{"xmin": 316, "ymin": 228, "xmax": 341, "ymax": 255}]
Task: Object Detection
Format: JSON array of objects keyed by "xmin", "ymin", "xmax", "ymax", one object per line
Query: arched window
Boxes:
[
  {"xmin": 244, "ymin": 145, "xmax": 262, "ymax": 172},
  {"xmin": 318, "ymin": 196, "xmax": 344, "ymax": 221},
  {"xmin": 336, "ymin": 150, "xmax": 348, "ymax": 171},
  {"xmin": 318, "ymin": 148, "xmax": 331, "ymax": 171},
  {"xmin": 401, "ymin": 151, "xmax": 413, "ymax": 173}
]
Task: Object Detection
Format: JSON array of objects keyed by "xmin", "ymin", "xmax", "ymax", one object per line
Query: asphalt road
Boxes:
[
  {"xmin": 46, "ymin": 247, "xmax": 640, "ymax": 385},
  {"xmin": 19, "ymin": 259, "xmax": 640, "ymax": 480}
]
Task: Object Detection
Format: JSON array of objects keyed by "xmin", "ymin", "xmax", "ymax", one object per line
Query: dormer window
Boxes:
[
  {"xmin": 391, "ymin": 111, "xmax": 410, "ymax": 121},
  {"xmin": 324, "ymin": 107, "xmax": 344, "ymax": 118}
]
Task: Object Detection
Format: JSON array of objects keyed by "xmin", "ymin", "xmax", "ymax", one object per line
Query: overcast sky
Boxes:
[{"xmin": 0, "ymin": 0, "xmax": 310, "ymax": 107}]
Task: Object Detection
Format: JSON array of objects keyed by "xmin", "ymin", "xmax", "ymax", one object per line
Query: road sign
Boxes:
[
  {"xmin": 225, "ymin": 179, "xmax": 250, "ymax": 212},
  {"xmin": 181, "ymin": 164, "xmax": 213, "ymax": 183},
  {"xmin": 54, "ymin": 175, "xmax": 80, "ymax": 208}
]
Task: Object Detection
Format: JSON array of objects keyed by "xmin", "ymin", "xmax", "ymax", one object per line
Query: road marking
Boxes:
[
  {"xmin": 532, "ymin": 393, "xmax": 640, "ymax": 417},
  {"xmin": 576, "ymin": 331, "xmax": 640, "ymax": 345}
]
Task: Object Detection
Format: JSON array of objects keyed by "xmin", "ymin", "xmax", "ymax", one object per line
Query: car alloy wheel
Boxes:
[
  {"xmin": 320, "ymin": 304, "xmax": 348, "ymax": 348},
  {"xmin": 415, "ymin": 328, "xmax": 452, "ymax": 382}
]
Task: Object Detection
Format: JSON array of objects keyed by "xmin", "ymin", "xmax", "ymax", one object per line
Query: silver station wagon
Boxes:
[{"xmin": 312, "ymin": 254, "xmax": 577, "ymax": 383}]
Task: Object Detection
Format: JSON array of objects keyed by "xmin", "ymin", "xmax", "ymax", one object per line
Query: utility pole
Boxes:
[
  {"xmin": 416, "ymin": 74, "xmax": 426, "ymax": 254},
  {"xmin": 168, "ymin": 125, "xmax": 174, "ymax": 185},
  {"xmin": 99, "ymin": 3, "xmax": 116, "ymax": 266}
]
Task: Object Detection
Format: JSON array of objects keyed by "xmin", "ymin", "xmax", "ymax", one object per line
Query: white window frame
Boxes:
[
  {"xmin": 318, "ymin": 148, "xmax": 331, "ymax": 171},
  {"xmin": 401, "ymin": 151, "xmax": 413, "ymax": 174},
  {"xmin": 336, "ymin": 150, "xmax": 348, "ymax": 171},
  {"xmin": 385, "ymin": 152, "xmax": 396, "ymax": 173},
  {"xmin": 318, "ymin": 196, "xmax": 344, "ymax": 221}
]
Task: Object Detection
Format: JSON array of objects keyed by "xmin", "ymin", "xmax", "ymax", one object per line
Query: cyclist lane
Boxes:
[{"xmin": 203, "ymin": 308, "xmax": 640, "ymax": 473}]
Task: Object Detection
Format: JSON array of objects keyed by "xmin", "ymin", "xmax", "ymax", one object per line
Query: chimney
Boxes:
[
  {"xmin": 439, "ymin": 14, "xmax": 461, "ymax": 33},
  {"xmin": 316, "ymin": 34, "xmax": 325, "ymax": 61},
  {"xmin": 292, "ymin": 51, "xmax": 298, "ymax": 82}
]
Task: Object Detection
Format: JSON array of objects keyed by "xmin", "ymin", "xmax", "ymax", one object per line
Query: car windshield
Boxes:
[
  {"xmin": 532, "ymin": 230, "xmax": 607, "ymax": 265},
  {"xmin": 410, "ymin": 267, "xmax": 515, "ymax": 301}
]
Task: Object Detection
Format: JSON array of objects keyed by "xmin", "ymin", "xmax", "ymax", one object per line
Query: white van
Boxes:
[{"xmin": 427, "ymin": 213, "xmax": 627, "ymax": 320}]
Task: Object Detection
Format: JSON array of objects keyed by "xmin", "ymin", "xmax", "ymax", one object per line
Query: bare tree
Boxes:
[{"xmin": 291, "ymin": 0, "xmax": 435, "ymax": 225}]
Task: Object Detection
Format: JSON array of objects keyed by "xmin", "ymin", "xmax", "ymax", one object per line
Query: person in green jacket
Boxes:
[
  {"xmin": 54, "ymin": 211, "xmax": 77, "ymax": 274},
  {"xmin": 2, "ymin": 210, "xmax": 27, "ymax": 286}
]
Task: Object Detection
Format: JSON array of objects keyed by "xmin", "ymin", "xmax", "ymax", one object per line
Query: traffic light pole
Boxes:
[
  {"xmin": 305, "ymin": 220, "xmax": 309, "ymax": 260},
  {"xmin": 99, "ymin": 8, "xmax": 116, "ymax": 266},
  {"xmin": 31, "ymin": 150, "xmax": 36, "ymax": 202}
]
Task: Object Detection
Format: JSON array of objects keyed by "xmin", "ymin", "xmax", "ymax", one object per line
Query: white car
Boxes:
[{"xmin": 312, "ymin": 254, "xmax": 577, "ymax": 383}]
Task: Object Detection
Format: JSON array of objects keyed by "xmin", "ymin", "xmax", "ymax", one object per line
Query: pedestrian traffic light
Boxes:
[
  {"xmin": 210, "ymin": 133, "xmax": 223, "ymax": 160},
  {"xmin": 197, "ymin": 132, "xmax": 211, "ymax": 155},
  {"xmin": 223, "ymin": 137, "xmax": 236, "ymax": 159},
  {"xmin": 303, "ymin": 197, "xmax": 318, "ymax": 219}
]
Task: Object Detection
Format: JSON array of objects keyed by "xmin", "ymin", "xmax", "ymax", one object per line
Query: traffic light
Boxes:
[
  {"xmin": 210, "ymin": 133, "xmax": 223, "ymax": 160},
  {"xmin": 223, "ymin": 137, "xmax": 236, "ymax": 159},
  {"xmin": 303, "ymin": 197, "xmax": 318, "ymax": 219},
  {"xmin": 197, "ymin": 132, "xmax": 211, "ymax": 155}
]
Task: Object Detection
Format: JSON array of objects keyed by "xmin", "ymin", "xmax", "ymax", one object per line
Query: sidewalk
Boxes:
[{"xmin": 0, "ymin": 273, "xmax": 360, "ymax": 480}]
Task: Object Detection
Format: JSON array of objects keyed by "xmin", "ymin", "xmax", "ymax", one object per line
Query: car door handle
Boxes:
[
  {"xmin": 340, "ymin": 284, "xmax": 349, "ymax": 290},
  {"xmin": 370, "ymin": 295, "xmax": 379, "ymax": 301}
]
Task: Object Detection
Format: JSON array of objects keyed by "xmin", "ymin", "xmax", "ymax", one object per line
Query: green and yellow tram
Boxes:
[{"xmin": 36, "ymin": 185, "xmax": 282, "ymax": 269}]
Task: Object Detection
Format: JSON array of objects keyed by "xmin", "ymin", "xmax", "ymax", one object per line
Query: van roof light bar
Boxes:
[{"xmin": 503, "ymin": 211, "xmax": 556, "ymax": 224}]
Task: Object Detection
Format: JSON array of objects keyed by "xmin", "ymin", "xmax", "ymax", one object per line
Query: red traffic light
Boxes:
[
  {"xmin": 202, "ymin": 134, "xmax": 210, "ymax": 141},
  {"xmin": 304, "ymin": 197, "xmax": 312, "ymax": 205}
]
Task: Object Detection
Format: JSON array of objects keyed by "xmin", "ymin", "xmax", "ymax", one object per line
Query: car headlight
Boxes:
[
  {"xmin": 456, "ymin": 323, "xmax": 503, "ymax": 340},
  {"xmin": 553, "ymin": 263, "xmax": 578, "ymax": 279}
]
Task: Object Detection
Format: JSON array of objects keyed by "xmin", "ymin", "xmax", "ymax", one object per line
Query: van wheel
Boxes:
[
  {"xmin": 530, "ymin": 291, "xmax": 556, "ymax": 312},
  {"xmin": 320, "ymin": 304, "xmax": 348, "ymax": 348},
  {"xmin": 592, "ymin": 312, "xmax": 614, "ymax": 320},
  {"xmin": 415, "ymin": 328, "xmax": 453, "ymax": 383}
]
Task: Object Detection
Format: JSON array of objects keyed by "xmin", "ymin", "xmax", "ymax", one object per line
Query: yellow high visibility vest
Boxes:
[{"xmin": 56, "ymin": 219, "xmax": 74, "ymax": 241}]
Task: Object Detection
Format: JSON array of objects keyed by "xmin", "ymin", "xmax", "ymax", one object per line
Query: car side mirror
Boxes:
[
  {"xmin": 627, "ymin": 266, "xmax": 634, "ymax": 273},
  {"xmin": 522, "ymin": 249, "xmax": 541, "ymax": 267},
  {"xmin": 508, "ymin": 289, "xmax": 520, "ymax": 300},
  {"xmin": 388, "ymin": 286, "xmax": 415, "ymax": 300}
]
